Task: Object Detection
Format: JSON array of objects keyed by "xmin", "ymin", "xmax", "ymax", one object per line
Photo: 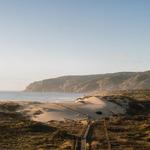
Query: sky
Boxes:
[{"xmin": 0, "ymin": 0, "xmax": 150, "ymax": 90}]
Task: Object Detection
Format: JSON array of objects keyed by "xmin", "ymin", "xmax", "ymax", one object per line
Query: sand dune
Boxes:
[{"xmin": 0, "ymin": 96, "xmax": 128, "ymax": 123}]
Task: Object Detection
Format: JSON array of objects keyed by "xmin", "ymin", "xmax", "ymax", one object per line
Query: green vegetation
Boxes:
[
  {"xmin": 0, "ymin": 90, "xmax": 150, "ymax": 149},
  {"xmin": 0, "ymin": 104, "xmax": 77, "ymax": 150},
  {"xmin": 86, "ymin": 89, "xmax": 150, "ymax": 150},
  {"xmin": 88, "ymin": 115, "xmax": 150, "ymax": 150}
]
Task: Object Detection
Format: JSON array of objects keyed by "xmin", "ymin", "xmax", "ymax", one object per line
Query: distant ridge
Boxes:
[{"xmin": 25, "ymin": 71, "xmax": 150, "ymax": 93}]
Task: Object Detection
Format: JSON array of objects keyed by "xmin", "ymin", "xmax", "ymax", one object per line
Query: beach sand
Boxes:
[{"xmin": 0, "ymin": 96, "xmax": 128, "ymax": 123}]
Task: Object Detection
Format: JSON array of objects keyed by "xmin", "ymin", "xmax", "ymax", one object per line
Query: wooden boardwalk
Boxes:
[
  {"xmin": 103, "ymin": 118, "xmax": 112, "ymax": 150},
  {"xmin": 54, "ymin": 103, "xmax": 97, "ymax": 150},
  {"xmin": 80, "ymin": 121, "xmax": 92, "ymax": 150}
]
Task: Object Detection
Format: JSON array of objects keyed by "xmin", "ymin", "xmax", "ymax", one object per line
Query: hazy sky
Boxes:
[{"xmin": 0, "ymin": 0, "xmax": 150, "ymax": 90}]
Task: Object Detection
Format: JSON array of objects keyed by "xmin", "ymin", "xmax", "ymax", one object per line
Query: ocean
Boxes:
[{"xmin": 0, "ymin": 91, "xmax": 84, "ymax": 102}]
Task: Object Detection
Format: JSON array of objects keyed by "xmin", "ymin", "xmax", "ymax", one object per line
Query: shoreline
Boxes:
[{"xmin": 0, "ymin": 95, "xmax": 127, "ymax": 123}]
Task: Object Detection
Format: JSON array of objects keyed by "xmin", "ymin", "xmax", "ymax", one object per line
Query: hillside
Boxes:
[{"xmin": 25, "ymin": 71, "xmax": 150, "ymax": 92}]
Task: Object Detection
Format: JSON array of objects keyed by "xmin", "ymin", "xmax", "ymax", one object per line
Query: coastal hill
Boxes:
[{"xmin": 25, "ymin": 71, "xmax": 150, "ymax": 93}]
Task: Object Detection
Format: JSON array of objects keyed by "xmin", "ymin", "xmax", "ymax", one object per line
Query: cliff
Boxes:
[{"xmin": 25, "ymin": 71, "xmax": 150, "ymax": 93}]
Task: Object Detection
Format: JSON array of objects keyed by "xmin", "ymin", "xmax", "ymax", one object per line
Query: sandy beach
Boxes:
[{"xmin": 0, "ymin": 96, "xmax": 129, "ymax": 123}]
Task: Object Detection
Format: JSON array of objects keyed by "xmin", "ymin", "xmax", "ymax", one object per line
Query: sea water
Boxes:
[{"xmin": 0, "ymin": 91, "xmax": 84, "ymax": 102}]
